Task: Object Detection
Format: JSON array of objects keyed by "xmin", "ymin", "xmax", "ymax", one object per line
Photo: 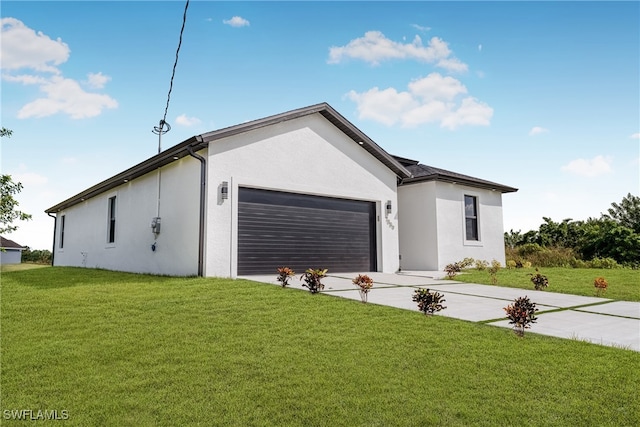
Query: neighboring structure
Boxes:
[
  {"xmin": 45, "ymin": 103, "xmax": 517, "ymax": 277},
  {"xmin": 0, "ymin": 236, "xmax": 26, "ymax": 265}
]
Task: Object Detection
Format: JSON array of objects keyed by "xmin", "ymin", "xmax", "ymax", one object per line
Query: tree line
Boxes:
[{"xmin": 505, "ymin": 193, "xmax": 640, "ymax": 268}]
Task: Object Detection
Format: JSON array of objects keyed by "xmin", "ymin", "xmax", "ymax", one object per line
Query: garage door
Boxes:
[{"xmin": 238, "ymin": 187, "xmax": 377, "ymax": 275}]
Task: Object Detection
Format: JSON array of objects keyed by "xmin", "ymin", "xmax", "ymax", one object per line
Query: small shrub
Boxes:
[
  {"xmin": 594, "ymin": 277, "xmax": 608, "ymax": 297},
  {"xmin": 475, "ymin": 260, "xmax": 489, "ymax": 271},
  {"xmin": 504, "ymin": 296, "xmax": 538, "ymax": 336},
  {"xmin": 523, "ymin": 261, "xmax": 532, "ymax": 268},
  {"xmin": 276, "ymin": 267, "xmax": 295, "ymax": 287},
  {"xmin": 487, "ymin": 259, "xmax": 501, "ymax": 285},
  {"xmin": 506, "ymin": 260, "xmax": 517, "ymax": 269},
  {"xmin": 300, "ymin": 268, "xmax": 327, "ymax": 294},
  {"xmin": 529, "ymin": 268, "xmax": 549, "ymax": 290},
  {"xmin": 352, "ymin": 274, "xmax": 374, "ymax": 303},
  {"xmin": 412, "ymin": 288, "xmax": 446, "ymax": 316},
  {"xmin": 444, "ymin": 258, "xmax": 474, "ymax": 279}
]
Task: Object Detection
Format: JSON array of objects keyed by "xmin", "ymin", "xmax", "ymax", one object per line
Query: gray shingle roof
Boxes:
[{"xmin": 394, "ymin": 156, "xmax": 518, "ymax": 193}]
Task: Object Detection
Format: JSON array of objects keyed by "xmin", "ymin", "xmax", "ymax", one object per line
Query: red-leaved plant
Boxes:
[
  {"xmin": 276, "ymin": 267, "xmax": 295, "ymax": 287},
  {"xmin": 504, "ymin": 296, "xmax": 538, "ymax": 337},
  {"xmin": 352, "ymin": 274, "xmax": 374, "ymax": 303}
]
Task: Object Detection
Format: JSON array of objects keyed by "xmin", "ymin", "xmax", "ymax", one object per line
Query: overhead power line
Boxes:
[{"xmin": 153, "ymin": 0, "xmax": 190, "ymax": 153}]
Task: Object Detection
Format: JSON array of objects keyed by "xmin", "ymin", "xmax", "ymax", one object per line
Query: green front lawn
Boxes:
[
  {"xmin": 1, "ymin": 267, "xmax": 638, "ymax": 426},
  {"xmin": 453, "ymin": 267, "xmax": 640, "ymax": 301}
]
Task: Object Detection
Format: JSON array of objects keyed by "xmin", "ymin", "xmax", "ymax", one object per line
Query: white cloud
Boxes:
[
  {"xmin": 408, "ymin": 73, "xmax": 467, "ymax": 101},
  {"xmin": 17, "ymin": 75, "xmax": 118, "ymax": 119},
  {"xmin": 223, "ymin": 16, "xmax": 250, "ymax": 27},
  {"xmin": 175, "ymin": 114, "xmax": 202, "ymax": 127},
  {"xmin": 328, "ymin": 31, "xmax": 468, "ymax": 72},
  {"xmin": 2, "ymin": 19, "xmax": 118, "ymax": 120},
  {"xmin": 529, "ymin": 126, "xmax": 549, "ymax": 136},
  {"xmin": 85, "ymin": 72, "xmax": 111, "ymax": 89},
  {"xmin": 346, "ymin": 87, "xmax": 417, "ymax": 126},
  {"xmin": 630, "ymin": 132, "xmax": 640, "ymax": 139},
  {"xmin": 561, "ymin": 155, "xmax": 613, "ymax": 177},
  {"xmin": 347, "ymin": 72, "xmax": 492, "ymax": 130},
  {"xmin": 0, "ymin": 17, "xmax": 69, "ymax": 73},
  {"xmin": 2, "ymin": 73, "xmax": 48, "ymax": 85},
  {"xmin": 411, "ymin": 24, "xmax": 431, "ymax": 32}
]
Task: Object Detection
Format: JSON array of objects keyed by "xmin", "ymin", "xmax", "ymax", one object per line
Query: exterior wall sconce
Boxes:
[
  {"xmin": 386, "ymin": 200, "xmax": 392, "ymax": 216},
  {"xmin": 221, "ymin": 181, "xmax": 229, "ymax": 200}
]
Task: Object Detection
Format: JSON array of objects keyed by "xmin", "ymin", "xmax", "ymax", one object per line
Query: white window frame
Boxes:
[{"xmin": 462, "ymin": 193, "xmax": 482, "ymax": 246}]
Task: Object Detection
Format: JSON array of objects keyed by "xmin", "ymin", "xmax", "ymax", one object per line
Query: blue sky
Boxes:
[{"xmin": 2, "ymin": 1, "xmax": 639, "ymax": 251}]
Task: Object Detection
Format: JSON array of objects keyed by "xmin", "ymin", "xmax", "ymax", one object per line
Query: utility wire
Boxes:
[{"xmin": 153, "ymin": 0, "xmax": 190, "ymax": 151}]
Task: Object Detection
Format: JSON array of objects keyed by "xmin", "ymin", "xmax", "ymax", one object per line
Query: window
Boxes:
[
  {"xmin": 464, "ymin": 195, "xmax": 479, "ymax": 241},
  {"xmin": 60, "ymin": 215, "xmax": 65, "ymax": 249},
  {"xmin": 107, "ymin": 196, "xmax": 116, "ymax": 243}
]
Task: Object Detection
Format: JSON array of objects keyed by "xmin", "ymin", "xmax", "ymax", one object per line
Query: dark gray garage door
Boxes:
[{"xmin": 238, "ymin": 187, "xmax": 377, "ymax": 275}]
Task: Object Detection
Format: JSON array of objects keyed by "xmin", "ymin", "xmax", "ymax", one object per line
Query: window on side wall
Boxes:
[
  {"xmin": 107, "ymin": 196, "xmax": 116, "ymax": 244},
  {"xmin": 464, "ymin": 195, "xmax": 479, "ymax": 241},
  {"xmin": 60, "ymin": 215, "xmax": 65, "ymax": 249}
]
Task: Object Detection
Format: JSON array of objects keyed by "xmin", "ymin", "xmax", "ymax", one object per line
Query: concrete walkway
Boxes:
[{"xmin": 239, "ymin": 271, "xmax": 640, "ymax": 352}]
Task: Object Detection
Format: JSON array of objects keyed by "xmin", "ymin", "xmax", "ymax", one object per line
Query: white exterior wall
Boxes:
[
  {"xmin": 397, "ymin": 181, "xmax": 438, "ymax": 271},
  {"xmin": 205, "ymin": 113, "xmax": 400, "ymax": 277},
  {"xmin": 398, "ymin": 181, "xmax": 506, "ymax": 271},
  {"xmin": 52, "ymin": 156, "xmax": 202, "ymax": 276}
]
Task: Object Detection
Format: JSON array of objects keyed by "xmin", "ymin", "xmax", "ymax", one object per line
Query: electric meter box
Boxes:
[{"xmin": 151, "ymin": 217, "xmax": 161, "ymax": 234}]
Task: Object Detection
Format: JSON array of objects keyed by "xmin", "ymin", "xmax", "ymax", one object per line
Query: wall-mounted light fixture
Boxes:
[
  {"xmin": 221, "ymin": 181, "xmax": 229, "ymax": 200},
  {"xmin": 386, "ymin": 200, "xmax": 392, "ymax": 216}
]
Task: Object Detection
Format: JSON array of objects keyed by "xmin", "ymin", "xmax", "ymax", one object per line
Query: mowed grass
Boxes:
[
  {"xmin": 1, "ymin": 268, "xmax": 639, "ymax": 426},
  {"xmin": 454, "ymin": 267, "xmax": 640, "ymax": 302}
]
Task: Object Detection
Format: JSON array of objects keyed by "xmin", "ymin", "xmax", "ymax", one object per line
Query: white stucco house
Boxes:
[
  {"xmin": 45, "ymin": 103, "xmax": 517, "ymax": 277},
  {"xmin": 1, "ymin": 236, "xmax": 26, "ymax": 265}
]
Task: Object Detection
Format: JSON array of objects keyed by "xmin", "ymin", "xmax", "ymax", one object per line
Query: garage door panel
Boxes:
[{"xmin": 238, "ymin": 188, "xmax": 376, "ymax": 275}]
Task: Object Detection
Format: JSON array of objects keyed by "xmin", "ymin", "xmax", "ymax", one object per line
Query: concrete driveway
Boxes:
[{"xmin": 239, "ymin": 271, "xmax": 640, "ymax": 352}]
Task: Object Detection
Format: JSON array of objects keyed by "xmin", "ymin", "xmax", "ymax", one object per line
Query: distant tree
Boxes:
[
  {"xmin": 603, "ymin": 193, "xmax": 640, "ymax": 234},
  {"xmin": 578, "ymin": 218, "xmax": 640, "ymax": 265},
  {"xmin": 503, "ymin": 229, "xmax": 523, "ymax": 249},
  {"xmin": 1, "ymin": 128, "xmax": 32, "ymax": 234},
  {"xmin": 538, "ymin": 217, "xmax": 583, "ymax": 248}
]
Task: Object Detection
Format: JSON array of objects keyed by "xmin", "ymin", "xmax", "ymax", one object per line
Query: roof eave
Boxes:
[
  {"xmin": 401, "ymin": 174, "xmax": 518, "ymax": 193},
  {"xmin": 45, "ymin": 136, "xmax": 207, "ymax": 213}
]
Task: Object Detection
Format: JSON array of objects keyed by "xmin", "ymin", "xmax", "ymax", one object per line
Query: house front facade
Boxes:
[{"xmin": 46, "ymin": 103, "xmax": 516, "ymax": 277}]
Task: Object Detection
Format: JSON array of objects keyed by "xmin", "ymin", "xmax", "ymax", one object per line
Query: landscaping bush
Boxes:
[
  {"xmin": 503, "ymin": 296, "xmax": 538, "ymax": 337},
  {"xmin": 529, "ymin": 268, "xmax": 549, "ymax": 290},
  {"xmin": 300, "ymin": 268, "xmax": 327, "ymax": 294},
  {"xmin": 276, "ymin": 267, "xmax": 295, "ymax": 287},
  {"xmin": 444, "ymin": 257, "xmax": 474, "ymax": 279},
  {"xmin": 412, "ymin": 288, "xmax": 446, "ymax": 315},
  {"xmin": 487, "ymin": 259, "xmax": 501, "ymax": 284},
  {"xmin": 594, "ymin": 277, "xmax": 608, "ymax": 297},
  {"xmin": 474, "ymin": 259, "xmax": 489, "ymax": 271},
  {"xmin": 352, "ymin": 274, "xmax": 374, "ymax": 303}
]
